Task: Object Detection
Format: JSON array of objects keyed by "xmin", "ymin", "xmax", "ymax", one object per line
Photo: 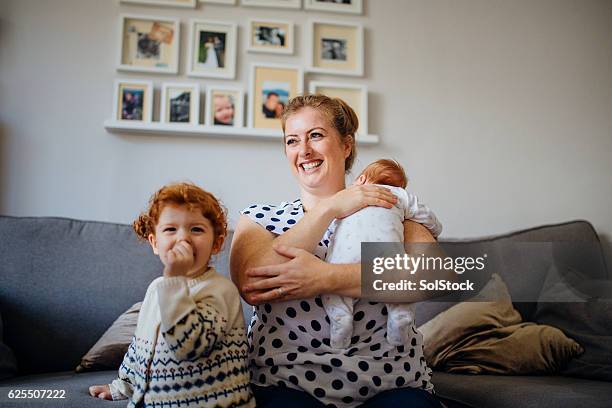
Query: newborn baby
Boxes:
[{"xmin": 323, "ymin": 159, "xmax": 442, "ymax": 348}]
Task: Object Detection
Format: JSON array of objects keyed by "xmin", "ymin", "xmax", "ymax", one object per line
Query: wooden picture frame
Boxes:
[
  {"xmin": 160, "ymin": 82, "xmax": 201, "ymax": 125},
  {"xmin": 247, "ymin": 19, "xmax": 294, "ymax": 55},
  {"xmin": 241, "ymin": 0, "xmax": 301, "ymax": 9},
  {"xmin": 307, "ymin": 19, "xmax": 364, "ymax": 76},
  {"xmin": 117, "ymin": 14, "xmax": 180, "ymax": 74},
  {"xmin": 205, "ymin": 86, "xmax": 245, "ymax": 127},
  {"xmin": 309, "ymin": 81, "xmax": 368, "ymax": 136},
  {"xmin": 113, "ymin": 79, "xmax": 154, "ymax": 122},
  {"xmin": 304, "ymin": 0, "xmax": 362, "ymax": 14},
  {"xmin": 248, "ymin": 63, "xmax": 303, "ymax": 129},
  {"xmin": 187, "ymin": 19, "xmax": 237, "ymax": 79},
  {"xmin": 121, "ymin": 0, "xmax": 196, "ymax": 8}
]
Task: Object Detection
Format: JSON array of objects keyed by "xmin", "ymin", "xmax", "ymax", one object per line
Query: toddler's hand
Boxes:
[
  {"xmin": 164, "ymin": 240, "xmax": 195, "ymax": 277},
  {"xmin": 89, "ymin": 384, "xmax": 112, "ymax": 400}
]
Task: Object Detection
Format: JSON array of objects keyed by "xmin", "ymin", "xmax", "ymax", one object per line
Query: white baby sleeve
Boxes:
[{"xmin": 402, "ymin": 191, "xmax": 443, "ymax": 238}]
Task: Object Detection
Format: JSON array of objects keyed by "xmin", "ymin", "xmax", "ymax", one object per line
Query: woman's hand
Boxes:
[
  {"xmin": 242, "ymin": 244, "xmax": 329, "ymax": 303},
  {"xmin": 321, "ymin": 184, "xmax": 397, "ymax": 219}
]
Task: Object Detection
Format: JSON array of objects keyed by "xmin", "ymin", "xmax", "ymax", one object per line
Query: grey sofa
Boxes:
[{"xmin": 0, "ymin": 215, "xmax": 610, "ymax": 407}]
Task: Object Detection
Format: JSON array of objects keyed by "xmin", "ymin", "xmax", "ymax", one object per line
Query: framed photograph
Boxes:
[
  {"xmin": 121, "ymin": 0, "xmax": 196, "ymax": 7},
  {"xmin": 309, "ymin": 81, "xmax": 368, "ymax": 136},
  {"xmin": 199, "ymin": 0, "xmax": 236, "ymax": 4},
  {"xmin": 160, "ymin": 83, "xmax": 200, "ymax": 125},
  {"xmin": 247, "ymin": 19, "xmax": 294, "ymax": 54},
  {"xmin": 113, "ymin": 80, "xmax": 153, "ymax": 122},
  {"xmin": 187, "ymin": 19, "xmax": 237, "ymax": 79},
  {"xmin": 304, "ymin": 0, "xmax": 362, "ymax": 14},
  {"xmin": 307, "ymin": 20, "xmax": 364, "ymax": 76},
  {"xmin": 206, "ymin": 86, "xmax": 244, "ymax": 127},
  {"xmin": 241, "ymin": 0, "xmax": 301, "ymax": 9},
  {"xmin": 248, "ymin": 63, "xmax": 303, "ymax": 129},
  {"xmin": 117, "ymin": 14, "xmax": 180, "ymax": 74}
]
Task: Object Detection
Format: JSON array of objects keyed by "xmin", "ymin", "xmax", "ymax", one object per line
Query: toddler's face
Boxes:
[
  {"xmin": 214, "ymin": 96, "xmax": 234, "ymax": 125},
  {"xmin": 149, "ymin": 204, "xmax": 219, "ymax": 278}
]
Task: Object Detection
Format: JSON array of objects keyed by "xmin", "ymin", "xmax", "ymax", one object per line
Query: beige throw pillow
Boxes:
[
  {"xmin": 75, "ymin": 302, "xmax": 141, "ymax": 372},
  {"xmin": 418, "ymin": 274, "xmax": 583, "ymax": 374}
]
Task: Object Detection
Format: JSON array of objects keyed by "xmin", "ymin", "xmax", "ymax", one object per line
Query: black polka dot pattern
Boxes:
[{"xmin": 241, "ymin": 200, "xmax": 433, "ymax": 407}]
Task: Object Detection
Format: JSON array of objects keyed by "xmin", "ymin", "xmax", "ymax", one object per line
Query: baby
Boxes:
[
  {"xmin": 213, "ymin": 94, "xmax": 235, "ymax": 126},
  {"xmin": 323, "ymin": 159, "xmax": 442, "ymax": 348},
  {"xmin": 89, "ymin": 183, "xmax": 254, "ymax": 407}
]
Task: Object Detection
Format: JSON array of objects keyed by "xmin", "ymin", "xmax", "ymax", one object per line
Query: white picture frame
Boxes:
[
  {"xmin": 187, "ymin": 19, "xmax": 237, "ymax": 79},
  {"xmin": 205, "ymin": 86, "xmax": 245, "ymax": 127},
  {"xmin": 117, "ymin": 14, "xmax": 180, "ymax": 74},
  {"xmin": 304, "ymin": 0, "xmax": 362, "ymax": 14},
  {"xmin": 309, "ymin": 81, "xmax": 368, "ymax": 136},
  {"xmin": 160, "ymin": 82, "xmax": 201, "ymax": 125},
  {"xmin": 121, "ymin": 0, "xmax": 196, "ymax": 7},
  {"xmin": 241, "ymin": 0, "xmax": 301, "ymax": 9},
  {"xmin": 247, "ymin": 19, "xmax": 294, "ymax": 55},
  {"xmin": 199, "ymin": 0, "xmax": 236, "ymax": 4},
  {"xmin": 248, "ymin": 63, "xmax": 304, "ymax": 129},
  {"xmin": 113, "ymin": 79, "xmax": 154, "ymax": 123},
  {"xmin": 307, "ymin": 19, "xmax": 364, "ymax": 77}
]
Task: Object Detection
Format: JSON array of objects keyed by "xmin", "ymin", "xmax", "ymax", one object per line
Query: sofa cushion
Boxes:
[
  {"xmin": 432, "ymin": 371, "xmax": 612, "ymax": 408},
  {"xmin": 417, "ymin": 220, "xmax": 608, "ymax": 326},
  {"xmin": 534, "ymin": 265, "xmax": 612, "ymax": 381},
  {"xmin": 0, "ymin": 313, "xmax": 17, "ymax": 380},
  {"xmin": 420, "ymin": 274, "xmax": 582, "ymax": 375},
  {"xmin": 76, "ymin": 302, "xmax": 140, "ymax": 372},
  {"xmin": 0, "ymin": 370, "xmax": 125, "ymax": 407},
  {"xmin": 0, "ymin": 216, "xmax": 162, "ymax": 375}
]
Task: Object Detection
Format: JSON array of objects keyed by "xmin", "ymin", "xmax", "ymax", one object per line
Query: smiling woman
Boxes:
[{"xmin": 230, "ymin": 94, "xmax": 443, "ymax": 407}]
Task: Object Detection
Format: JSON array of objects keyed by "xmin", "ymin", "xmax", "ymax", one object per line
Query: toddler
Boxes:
[
  {"xmin": 323, "ymin": 160, "xmax": 442, "ymax": 348},
  {"xmin": 89, "ymin": 183, "xmax": 254, "ymax": 407}
]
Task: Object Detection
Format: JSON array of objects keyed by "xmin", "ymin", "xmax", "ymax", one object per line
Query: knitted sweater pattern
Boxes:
[{"xmin": 110, "ymin": 268, "xmax": 254, "ymax": 408}]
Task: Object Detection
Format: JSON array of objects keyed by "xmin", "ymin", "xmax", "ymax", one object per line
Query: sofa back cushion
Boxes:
[
  {"xmin": 0, "ymin": 216, "xmax": 161, "ymax": 375},
  {"xmin": 416, "ymin": 220, "xmax": 608, "ymax": 326}
]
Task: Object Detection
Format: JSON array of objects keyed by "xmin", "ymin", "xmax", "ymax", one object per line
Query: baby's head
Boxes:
[
  {"xmin": 134, "ymin": 183, "xmax": 227, "ymax": 276},
  {"xmin": 213, "ymin": 94, "xmax": 235, "ymax": 125},
  {"xmin": 354, "ymin": 159, "xmax": 408, "ymax": 188}
]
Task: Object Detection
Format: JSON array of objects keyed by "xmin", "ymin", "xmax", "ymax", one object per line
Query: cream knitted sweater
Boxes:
[{"xmin": 109, "ymin": 268, "xmax": 254, "ymax": 407}]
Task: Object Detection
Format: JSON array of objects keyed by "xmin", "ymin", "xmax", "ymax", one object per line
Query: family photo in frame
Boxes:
[
  {"xmin": 117, "ymin": 14, "xmax": 180, "ymax": 74},
  {"xmin": 187, "ymin": 19, "xmax": 237, "ymax": 79}
]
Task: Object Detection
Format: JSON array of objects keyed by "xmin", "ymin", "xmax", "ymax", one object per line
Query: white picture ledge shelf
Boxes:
[{"xmin": 104, "ymin": 120, "xmax": 380, "ymax": 145}]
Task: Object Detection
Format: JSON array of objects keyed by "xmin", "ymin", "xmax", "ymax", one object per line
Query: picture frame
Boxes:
[
  {"xmin": 187, "ymin": 19, "xmax": 237, "ymax": 79},
  {"xmin": 121, "ymin": 0, "xmax": 196, "ymax": 8},
  {"xmin": 199, "ymin": 0, "xmax": 236, "ymax": 4},
  {"xmin": 241, "ymin": 0, "xmax": 301, "ymax": 9},
  {"xmin": 247, "ymin": 19, "xmax": 294, "ymax": 55},
  {"xmin": 160, "ymin": 82, "xmax": 201, "ymax": 125},
  {"xmin": 113, "ymin": 79, "xmax": 154, "ymax": 122},
  {"xmin": 309, "ymin": 81, "xmax": 368, "ymax": 136},
  {"xmin": 248, "ymin": 63, "xmax": 303, "ymax": 129},
  {"xmin": 205, "ymin": 86, "xmax": 245, "ymax": 127},
  {"xmin": 307, "ymin": 20, "xmax": 364, "ymax": 76},
  {"xmin": 304, "ymin": 0, "xmax": 362, "ymax": 14},
  {"xmin": 117, "ymin": 14, "xmax": 180, "ymax": 74}
]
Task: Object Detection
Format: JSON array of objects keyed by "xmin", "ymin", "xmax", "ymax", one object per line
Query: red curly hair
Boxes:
[
  {"xmin": 133, "ymin": 182, "xmax": 227, "ymax": 251},
  {"xmin": 360, "ymin": 159, "xmax": 408, "ymax": 189}
]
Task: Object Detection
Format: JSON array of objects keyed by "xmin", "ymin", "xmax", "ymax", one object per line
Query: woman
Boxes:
[{"xmin": 230, "ymin": 95, "xmax": 442, "ymax": 407}]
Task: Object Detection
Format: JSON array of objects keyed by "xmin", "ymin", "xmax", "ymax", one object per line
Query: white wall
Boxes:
[{"xmin": 1, "ymin": 0, "xmax": 611, "ymax": 264}]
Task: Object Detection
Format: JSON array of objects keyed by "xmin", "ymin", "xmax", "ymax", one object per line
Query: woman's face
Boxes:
[{"xmin": 284, "ymin": 107, "xmax": 351, "ymax": 193}]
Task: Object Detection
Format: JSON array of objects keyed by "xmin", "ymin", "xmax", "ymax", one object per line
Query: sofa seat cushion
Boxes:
[
  {"xmin": 432, "ymin": 371, "xmax": 612, "ymax": 408},
  {"xmin": 0, "ymin": 370, "xmax": 125, "ymax": 407}
]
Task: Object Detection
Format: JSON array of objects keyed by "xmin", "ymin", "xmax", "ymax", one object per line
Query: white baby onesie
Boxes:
[{"xmin": 323, "ymin": 185, "xmax": 442, "ymax": 348}]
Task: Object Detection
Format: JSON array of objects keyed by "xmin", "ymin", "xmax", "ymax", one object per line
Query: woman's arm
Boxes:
[
  {"xmin": 237, "ymin": 220, "xmax": 442, "ymax": 304},
  {"xmin": 230, "ymin": 185, "xmax": 397, "ymax": 304}
]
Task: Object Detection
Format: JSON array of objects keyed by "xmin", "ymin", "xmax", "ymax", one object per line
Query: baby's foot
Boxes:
[{"xmin": 89, "ymin": 384, "xmax": 112, "ymax": 400}]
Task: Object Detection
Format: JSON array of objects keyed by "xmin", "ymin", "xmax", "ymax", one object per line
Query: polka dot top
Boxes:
[{"xmin": 240, "ymin": 200, "xmax": 434, "ymax": 407}]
